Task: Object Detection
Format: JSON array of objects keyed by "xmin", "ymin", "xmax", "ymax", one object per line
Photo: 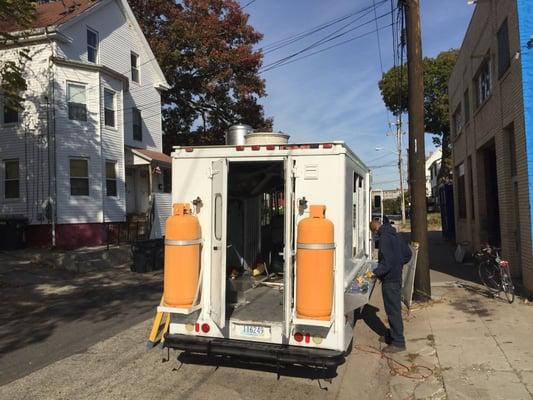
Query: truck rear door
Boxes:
[
  {"xmin": 284, "ymin": 156, "xmax": 295, "ymax": 338},
  {"xmin": 210, "ymin": 159, "xmax": 228, "ymax": 329}
]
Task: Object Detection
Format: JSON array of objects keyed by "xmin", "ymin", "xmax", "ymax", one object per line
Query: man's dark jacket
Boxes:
[{"xmin": 373, "ymin": 223, "xmax": 412, "ymax": 283}]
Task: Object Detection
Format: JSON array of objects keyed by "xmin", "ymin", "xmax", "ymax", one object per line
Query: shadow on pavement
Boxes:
[
  {"xmin": 175, "ymin": 351, "xmax": 339, "ymax": 382},
  {"xmin": 354, "ymin": 304, "xmax": 388, "ymax": 338},
  {"xmin": 0, "ymin": 252, "xmax": 163, "ymax": 384}
]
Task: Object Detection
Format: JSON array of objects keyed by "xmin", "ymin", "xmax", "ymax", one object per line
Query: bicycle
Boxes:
[{"xmin": 474, "ymin": 245, "xmax": 515, "ymax": 303}]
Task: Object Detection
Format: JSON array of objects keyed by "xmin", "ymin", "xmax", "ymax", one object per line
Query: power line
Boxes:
[
  {"xmin": 262, "ymin": 1, "xmax": 387, "ymax": 54},
  {"xmin": 261, "ymin": 9, "xmax": 393, "ymax": 72},
  {"xmin": 242, "ymin": 0, "xmax": 257, "ymax": 9}
]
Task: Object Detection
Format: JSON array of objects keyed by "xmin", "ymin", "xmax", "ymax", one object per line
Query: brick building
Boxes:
[{"xmin": 449, "ymin": 0, "xmax": 533, "ymax": 292}]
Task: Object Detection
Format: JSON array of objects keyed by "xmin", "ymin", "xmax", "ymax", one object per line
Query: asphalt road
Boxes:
[{"xmin": 0, "ymin": 253, "xmax": 163, "ymax": 386}]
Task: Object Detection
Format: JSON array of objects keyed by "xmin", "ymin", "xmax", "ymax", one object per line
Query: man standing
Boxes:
[{"xmin": 369, "ymin": 218, "xmax": 412, "ymax": 353}]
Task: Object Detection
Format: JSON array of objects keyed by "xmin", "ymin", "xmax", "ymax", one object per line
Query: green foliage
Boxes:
[
  {"xmin": 128, "ymin": 0, "xmax": 272, "ymax": 151},
  {"xmin": 0, "ymin": 0, "xmax": 35, "ymax": 107},
  {"xmin": 378, "ymin": 50, "xmax": 458, "ymax": 181}
]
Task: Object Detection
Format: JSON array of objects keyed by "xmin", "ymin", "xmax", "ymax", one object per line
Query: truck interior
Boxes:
[{"xmin": 225, "ymin": 161, "xmax": 286, "ymax": 324}]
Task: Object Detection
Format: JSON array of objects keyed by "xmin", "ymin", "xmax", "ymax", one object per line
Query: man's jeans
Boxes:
[{"xmin": 382, "ymin": 281, "xmax": 405, "ymax": 347}]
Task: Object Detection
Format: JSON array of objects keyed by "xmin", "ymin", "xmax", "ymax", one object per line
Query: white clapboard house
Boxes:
[{"xmin": 0, "ymin": 0, "xmax": 172, "ymax": 248}]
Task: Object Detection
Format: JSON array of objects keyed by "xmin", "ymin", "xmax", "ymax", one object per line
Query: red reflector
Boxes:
[
  {"xmin": 500, "ymin": 260, "xmax": 509, "ymax": 268},
  {"xmin": 236, "ymin": 146, "xmax": 245, "ymax": 151},
  {"xmin": 201, "ymin": 323, "xmax": 210, "ymax": 333},
  {"xmin": 305, "ymin": 333, "xmax": 311, "ymax": 344},
  {"xmin": 266, "ymin": 145, "xmax": 275, "ymax": 150},
  {"xmin": 323, "ymin": 143, "xmax": 333, "ymax": 149},
  {"xmin": 289, "ymin": 145, "xmax": 299, "ymax": 150},
  {"xmin": 195, "ymin": 323, "xmax": 200, "ymax": 333},
  {"xmin": 300, "ymin": 144, "xmax": 311, "ymax": 149},
  {"xmin": 251, "ymin": 145, "xmax": 260, "ymax": 151},
  {"xmin": 294, "ymin": 332, "xmax": 303, "ymax": 342},
  {"xmin": 279, "ymin": 145, "xmax": 287, "ymax": 150},
  {"xmin": 185, "ymin": 147, "xmax": 193, "ymax": 152}
]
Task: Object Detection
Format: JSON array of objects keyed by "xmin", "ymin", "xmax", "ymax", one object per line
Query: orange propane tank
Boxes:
[
  {"xmin": 164, "ymin": 203, "xmax": 202, "ymax": 308},
  {"xmin": 296, "ymin": 205, "xmax": 334, "ymax": 320}
]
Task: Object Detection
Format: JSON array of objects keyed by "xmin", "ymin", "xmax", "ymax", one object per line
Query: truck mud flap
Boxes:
[{"xmin": 163, "ymin": 334, "xmax": 345, "ymax": 368}]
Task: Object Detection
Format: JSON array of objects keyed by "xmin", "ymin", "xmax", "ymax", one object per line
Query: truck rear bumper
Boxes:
[{"xmin": 163, "ymin": 334, "xmax": 345, "ymax": 368}]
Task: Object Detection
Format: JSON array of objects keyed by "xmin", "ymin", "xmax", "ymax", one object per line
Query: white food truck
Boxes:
[{"xmin": 159, "ymin": 127, "xmax": 377, "ymax": 367}]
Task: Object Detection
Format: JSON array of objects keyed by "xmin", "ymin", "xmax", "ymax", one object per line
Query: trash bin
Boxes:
[
  {"xmin": 0, "ymin": 217, "xmax": 28, "ymax": 250},
  {"xmin": 130, "ymin": 238, "xmax": 164, "ymax": 273}
]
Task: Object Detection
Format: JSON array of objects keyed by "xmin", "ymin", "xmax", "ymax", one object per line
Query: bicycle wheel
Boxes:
[
  {"xmin": 500, "ymin": 268, "xmax": 515, "ymax": 304},
  {"xmin": 478, "ymin": 261, "xmax": 500, "ymax": 293}
]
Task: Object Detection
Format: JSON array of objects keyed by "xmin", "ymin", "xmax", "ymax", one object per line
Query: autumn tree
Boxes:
[
  {"xmin": 0, "ymin": 0, "xmax": 36, "ymax": 108},
  {"xmin": 378, "ymin": 50, "xmax": 458, "ymax": 181},
  {"xmin": 128, "ymin": 0, "xmax": 272, "ymax": 151}
]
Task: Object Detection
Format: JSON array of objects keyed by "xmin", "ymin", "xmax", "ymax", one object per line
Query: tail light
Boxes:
[
  {"xmin": 201, "ymin": 323, "xmax": 210, "ymax": 333},
  {"xmin": 499, "ymin": 260, "xmax": 509, "ymax": 268},
  {"xmin": 304, "ymin": 333, "xmax": 311, "ymax": 344},
  {"xmin": 294, "ymin": 332, "xmax": 303, "ymax": 342},
  {"xmin": 195, "ymin": 323, "xmax": 200, "ymax": 333}
]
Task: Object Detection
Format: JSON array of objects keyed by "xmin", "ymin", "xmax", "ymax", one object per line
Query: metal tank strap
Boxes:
[
  {"xmin": 296, "ymin": 243, "xmax": 336, "ymax": 250},
  {"xmin": 165, "ymin": 239, "xmax": 203, "ymax": 246}
]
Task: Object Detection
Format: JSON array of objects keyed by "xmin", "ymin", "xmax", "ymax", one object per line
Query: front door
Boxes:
[{"xmin": 210, "ymin": 159, "xmax": 228, "ymax": 329}]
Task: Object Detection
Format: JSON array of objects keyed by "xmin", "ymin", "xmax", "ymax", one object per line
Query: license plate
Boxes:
[{"xmin": 235, "ymin": 324, "xmax": 271, "ymax": 339}]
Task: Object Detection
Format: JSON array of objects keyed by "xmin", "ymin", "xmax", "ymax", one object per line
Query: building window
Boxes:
[
  {"xmin": 105, "ymin": 161, "xmax": 117, "ymax": 197},
  {"xmin": 133, "ymin": 108, "xmax": 142, "ymax": 141},
  {"xmin": 452, "ymin": 104, "xmax": 463, "ymax": 137},
  {"xmin": 67, "ymin": 83, "xmax": 87, "ymax": 121},
  {"xmin": 70, "ymin": 158, "xmax": 89, "ymax": 196},
  {"xmin": 163, "ymin": 168, "xmax": 171, "ymax": 193},
  {"xmin": 3, "ymin": 96, "xmax": 20, "ymax": 124},
  {"xmin": 464, "ymin": 88, "xmax": 470, "ymax": 123},
  {"xmin": 475, "ymin": 58, "xmax": 492, "ymax": 108},
  {"xmin": 497, "ymin": 19, "xmax": 510, "ymax": 78},
  {"xmin": 104, "ymin": 89, "xmax": 115, "ymax": 127},
  {"xmin": 4, "ymin": 159, "xmax": 19, "ymax": 199},
  {"xmin": 131, "ymin": 52, "xmax": 140, "ymax": 83},
  {"xmin": 456, "ymin": 163, "xmax": 466, "ymax": 219},
  {"xmin": 87, "ymin": 28, "xmax": 98, "ymax": 63}
]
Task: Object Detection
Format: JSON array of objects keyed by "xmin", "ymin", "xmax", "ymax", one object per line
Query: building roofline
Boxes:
[{"xmin": 51, "ymin": 56, "xmax": 129, "ymax": 90}]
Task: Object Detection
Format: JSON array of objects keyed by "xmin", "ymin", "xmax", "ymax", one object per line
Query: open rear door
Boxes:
[
  {"xmin": 210, "ymin": 159, "xmax": 228, "ymax": 329},
  {"xmin": 283, "ymin": 156, "xmax": 295, "ymax": 338}
]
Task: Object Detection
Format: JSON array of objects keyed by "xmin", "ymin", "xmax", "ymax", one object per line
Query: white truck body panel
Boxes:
[{"xmin": 167, "ymin": 142, "xmax": 374, "ymax": 356}]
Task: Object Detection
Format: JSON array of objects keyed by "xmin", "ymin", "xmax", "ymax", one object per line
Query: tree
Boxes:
[
  {"xmin": 0, "ymin": 0, "xmax": 36, "ymax": 108},
  {"xmin": 378, "ymin": 50, "xmax": 458, "ymax": 181},
  {"xmin": 128, "ymin": 0, "xmax": 272, "ymax": 151}
]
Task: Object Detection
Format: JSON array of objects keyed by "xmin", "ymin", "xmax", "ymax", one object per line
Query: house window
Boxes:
[
  {"xmin": 3, "ymin": 97, "xmax": 20, "ymax": 124},
  {"xmin": 497, "ymin": 19, "xmax": 510, "ymax": 78},
  {"xmin": 131, "ymin": 52, "xmax": 140, "ymax": 83},
  {"xmin": 163, "ymin": 168, "xmax": 171, "ymax": 193},
  {"xmin": 87, "ymin": 28, "xmax": 98, "ymax": 63},
  {"xmin": 105, "ymin": 161, "xmax": 117, "ymax": 197},
  {"xmin": 452, "ymin": 104, "xmax": 463, "ymax": 137},
  {"xmin": 464, "ymin": 88, "xmax": 470, "ymax": 123},
  {"xmin": 456, "ymin": 163, "xmax": 466, "ymax": 219},
  {"xmin": 4, "ymin": 159, "xmax": 19, "ymax": 199},
  {"xmin": 104, "ymin": 89, "xmax": 115, "ymax": 127},
  {"xmin": 475, "ymin": 58, "xmax": 492, "ymax": 107},
  {"xmin": 133, "ymin": 108, "xmax": 142, "ymax": 141},
  {"xmin": 70, "ymin": 158, "xmax": 89, "ymax": 196},
  {"xmin": 67, "ymin": 83, "xmax": 87, "ymax": 121}
]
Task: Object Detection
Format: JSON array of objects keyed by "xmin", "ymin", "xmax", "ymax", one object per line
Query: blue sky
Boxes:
[{"xmin": 244, "ymin": 0, "xmax": 473, "ymax": 189}]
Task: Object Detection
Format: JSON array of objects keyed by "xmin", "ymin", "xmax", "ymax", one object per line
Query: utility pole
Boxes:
[
  {"xmin": 404, "ymin": 0, "xmax": 431, "ymax": 299},
  {"xmin": 395, "ymin": 120, "xmax": 407, "ymax": 226}
]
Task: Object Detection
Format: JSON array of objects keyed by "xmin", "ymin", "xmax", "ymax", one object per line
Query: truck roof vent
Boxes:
[
  {"xmin": 226, "ymin": 124, "xmax": 253, "ymax": 145},
  {"xmin": 245, "ymin": 131, "xmax": 290, "ymax": 145}
]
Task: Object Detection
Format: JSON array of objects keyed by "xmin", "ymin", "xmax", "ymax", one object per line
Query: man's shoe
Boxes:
[{"xmin": 382, "ymin": 344, "xmax": 406, "ymax": 353}]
